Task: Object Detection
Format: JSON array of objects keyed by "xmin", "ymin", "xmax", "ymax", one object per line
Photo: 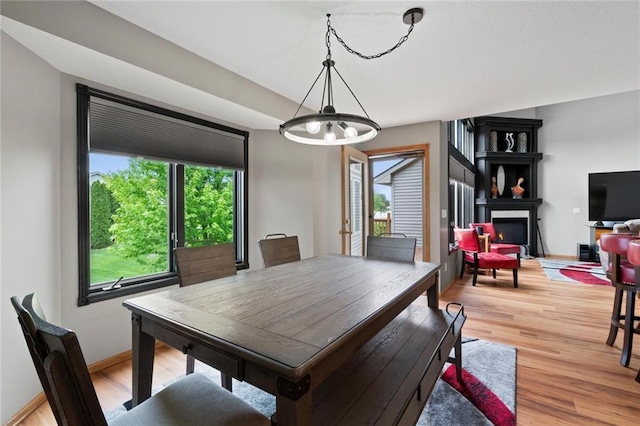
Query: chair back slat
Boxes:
[
  {"xmin": 11, "ymin": 294, "xmax": 107, "ymax": 426},
  {"xmin": 174, "ymin": 243, "xmax": 237, "ymax": 286},
  {"xmin": 366, "ymin": 235, "xmax": 416, "ymax": 262},
  {"xmin": 454, "ymin": 228, "xmax": 481, "ymax": 253},
  {"xmin": 258, "ymin": 234, "xmax": 301, "ymax": 267}
]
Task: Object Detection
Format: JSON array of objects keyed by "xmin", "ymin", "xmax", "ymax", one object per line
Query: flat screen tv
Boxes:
[{"xmin": 589, "ymin": 170, "xmax": 640, "ymax": 226}]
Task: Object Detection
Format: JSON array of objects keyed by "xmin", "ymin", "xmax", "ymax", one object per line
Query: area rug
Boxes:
[
  {"xmin": 106, "ymin": 338, "xmax": 516, "ymax": 425},
  {"xmin": 537, "ymin": 258, "xmax": 609, "ymax": 285}
]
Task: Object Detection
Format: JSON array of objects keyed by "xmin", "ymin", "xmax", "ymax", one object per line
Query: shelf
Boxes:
[
  {"xmin": 475, "ymin": 198, "xmax": 543, "ymax": 208},
  {"xmin": 475, "ymin": 152, "xmax": 543, "ymax": 161},
  {"xmin": 473, "ymin": 116, "xmax": 543, "ymax": 256}
]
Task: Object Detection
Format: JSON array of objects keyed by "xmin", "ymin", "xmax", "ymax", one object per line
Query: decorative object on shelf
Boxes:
[
  {"xmin": 490, "ymin": 131, "xmax": 498, "ymax": 152},
  {"xmin": 511, "ymin": 177, "xmax": 525, "ymax": 199},
  {"xmin": 496, "ymin": 165, "xmax": 505, "ymax": 196},
  {"xmin": 505, "ymin": 133, "xmax": 515, "ymax": 152},
  {"xmin": 279, "ymin": 9, "xmax": 424, "ymax": 145},
  {"xmin": 517, "ymin": 132, "xmax": 527, "ymax": 153},
  {"xmin": 491, "ymin": 176, "xmax": 499, "ymax": 199}
]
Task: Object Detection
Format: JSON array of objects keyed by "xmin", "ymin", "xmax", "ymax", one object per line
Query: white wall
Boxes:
[
  {"xmin": 1, "ymin": 34, "xmax": 62, "ymax": 422},
  {"xmin": 536, "ymin": 90, "xmax": 640, "ymax": 256}
]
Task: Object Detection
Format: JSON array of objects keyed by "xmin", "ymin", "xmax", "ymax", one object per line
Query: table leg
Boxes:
[
  {"xmin": 131, "ymin": 312, "xmax": 155, "ymax": 406},
  {"xmin": 426, "ymin": 272, "xmax": 439, "ymax": 308},
  {"xmin": 275, "ymin": 375, "xmax": 312, "ymax": 426}
]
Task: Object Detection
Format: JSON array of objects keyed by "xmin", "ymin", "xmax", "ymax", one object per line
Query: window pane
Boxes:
[
  {"xmin": 89, "ymin": 153, "xmax": 169, "ymax": 285},
  {"xmin": 184, "ymin": 164, "xmax": 235, "ymax": 247}
]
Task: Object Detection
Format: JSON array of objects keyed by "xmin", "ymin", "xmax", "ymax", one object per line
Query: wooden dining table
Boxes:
[{"xmin": 123, "ymin": 254, "xmax": 441, "ymax": 425}]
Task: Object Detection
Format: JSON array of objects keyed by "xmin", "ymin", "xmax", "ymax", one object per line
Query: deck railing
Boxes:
[{"xmin": 372, "ymin": 213, "xmax": 391, "ymax": 236}]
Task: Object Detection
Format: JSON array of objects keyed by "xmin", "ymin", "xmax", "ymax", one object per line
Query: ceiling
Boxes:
[{"xmin": 2, "ymin": 1, "xmax": 639, "ymax": 131}]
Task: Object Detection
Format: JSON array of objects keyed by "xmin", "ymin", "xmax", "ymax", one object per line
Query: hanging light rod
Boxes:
[{"xmin": 279, "ymin": 8, "xmax": 425, "ymax": 146}]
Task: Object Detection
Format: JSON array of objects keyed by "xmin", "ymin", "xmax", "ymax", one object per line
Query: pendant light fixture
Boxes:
[{"xmin": 279, "ymin": 8, "xmax": 424, "ymax": 145}]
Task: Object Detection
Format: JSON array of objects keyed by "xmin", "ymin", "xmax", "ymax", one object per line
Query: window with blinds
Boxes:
[
  {"xmin": 77, "ymin": 84, "xmax": 249, "ymax": 305},
  {"xmin": 448, "ymin": 119, "xmax": 475, "ymax": 248}
]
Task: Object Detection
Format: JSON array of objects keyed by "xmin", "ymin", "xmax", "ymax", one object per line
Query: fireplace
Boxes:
[{"xmin": 493, "ymin": 218, "xmax": 528, "ymax": 245}]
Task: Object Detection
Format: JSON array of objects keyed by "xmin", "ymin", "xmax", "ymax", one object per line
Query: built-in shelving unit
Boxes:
[{"xmin": 474, "ymin": 116, "xmax": 544, "ymax": 256}]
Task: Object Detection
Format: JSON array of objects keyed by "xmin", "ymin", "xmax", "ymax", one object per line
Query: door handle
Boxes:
[{"xmin": 339, "ymin": 229, "xmax": 353, "ymax": 235}]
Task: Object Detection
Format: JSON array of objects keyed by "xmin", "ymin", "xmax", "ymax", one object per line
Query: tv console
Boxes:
[{"xmin": 588, "ymin": 225, "xmax": 613, "ymax": 246}]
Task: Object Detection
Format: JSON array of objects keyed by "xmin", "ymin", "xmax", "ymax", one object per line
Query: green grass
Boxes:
[{"xmin": 90, "ymin": 247, "xmax": 163, "ymax": 285}]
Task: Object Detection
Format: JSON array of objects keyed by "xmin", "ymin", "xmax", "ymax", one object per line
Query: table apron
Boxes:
[{"xmin": 142, "ymin": 319, "xmax": 244, "ymax": 380}]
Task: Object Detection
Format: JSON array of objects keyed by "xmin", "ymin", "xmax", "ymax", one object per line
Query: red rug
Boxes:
[
  {"xmin": 538, "ymin": 258, "xmax": 609, "ymax": 285},
  {"xmin": 419, "ymin": 338, "xmax": 516, "ymax": 425}
]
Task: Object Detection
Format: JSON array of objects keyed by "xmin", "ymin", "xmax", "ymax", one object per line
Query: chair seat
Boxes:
[
  {"xmin": 490, "ymin": 243, "xmax": 520, "ymax": 255},
  {"xmin": 606, "ymin": 260, "xmax": 636, "ymax": 286},
  {"xmin": 465, "ymin": 252, "xmax": 519, "ymax": 269},
  {"xmin": 110, "ymin": 373, "xmax": 269, "ymax": 426}
]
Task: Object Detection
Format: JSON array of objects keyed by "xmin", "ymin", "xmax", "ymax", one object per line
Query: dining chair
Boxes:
[
  {"xmin": 10, "ymin": 293, "xmax": 270, "ymax": 426},
  {"xmin": 258, "ymin": 233, "xmax": 301, "ymax": 267},
  {"xmin": 454, "ymin": 228, "xmax": 519, "ymax": 287},
  {"xmin": 174, "ymin": 243, "xmax": 236, "ymax": 389},
  {"xmin": 599, "ymin": 233, "xmax": 639, "ymax": 367},
  {"xmin": 470, "ymin": 222, "xmax": 521, "ymax": 266},
  {"xmin": 627, "ymin": 239, "xmax": 640, "ymax": 383},
  {"xmin": 366, "ymin": 233, "xmax": 417, "ymax": 262}
]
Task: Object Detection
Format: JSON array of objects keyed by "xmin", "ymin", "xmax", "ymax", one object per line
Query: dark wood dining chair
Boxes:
[
  {"xmin": 174, "ymin": 242, "xmax": 237, "ymax": 286},
  {"xmin": 258, "ymin": 233, "xmax": 301, "ymax": 267},
  {"xmin": 454, "ymin": 228, "xmax": 519, "ymax": 287},
  {"xmin": 599, "ymin": 233, "xmax": 639, "ymax": 368},
  {"xmin": 627, "ymin": 239, "xmax": 640, "ymax": 383},
  {"xmin": 174, "ymin": 243, "xmax": 236, "ymax": 389},
  {"xmin": 366, "ymin": 233, "xmax": 417, "ymax": 262},
  {"xmin": 10, "ymin": 293, "xmax": 270, "ymax": 426}
]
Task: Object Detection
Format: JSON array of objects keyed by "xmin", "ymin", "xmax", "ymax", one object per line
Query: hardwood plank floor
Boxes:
[{"xmin": 18, "ymin": 258, "xmax": 640, "ymax": 425}]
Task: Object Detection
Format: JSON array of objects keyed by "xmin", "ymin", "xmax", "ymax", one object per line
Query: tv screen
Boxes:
[{"xmin": 589, "ymin": 170, "xmax": 640, "ymax": 224}]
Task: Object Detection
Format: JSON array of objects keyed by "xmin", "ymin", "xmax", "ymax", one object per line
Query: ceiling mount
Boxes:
[{"xmin": 403, "ymin": 8, "xmax": 424, "ymax": 25}]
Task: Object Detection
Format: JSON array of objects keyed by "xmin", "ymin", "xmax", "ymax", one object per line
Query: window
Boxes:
[
  {"xmin": 77, "ymin": 85, "xmax": 248, "ymax": 305},
  {"xmin": 448, "ymin": 119, "xmax": 475, "ymax": 248}
]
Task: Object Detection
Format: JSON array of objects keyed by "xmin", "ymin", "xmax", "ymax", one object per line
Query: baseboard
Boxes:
[
  {"xmin": 4, "ymin": 393, "xmax": 47, "ymax": 426},
  {"xmin": 543, "ymin": 254, "xmax": 579, "ymax": 261},
  {"xmin": 6, "ymin": 342, "xmax": 167, "ymax": 425}
]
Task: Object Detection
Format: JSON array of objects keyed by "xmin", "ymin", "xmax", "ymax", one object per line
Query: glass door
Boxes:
[{"xmin": 341, "ymin": 146, "xmax": 369, "ymax": 255}]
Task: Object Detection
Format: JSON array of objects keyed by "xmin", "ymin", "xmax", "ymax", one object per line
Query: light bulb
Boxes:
[
  {"xmin": 306, "ymin": 121, "xmax": 321, "ymax": 134},
  {"xmin": 344, "ymin": 126, "xmax": 358, "ymax": 139},
  {"xmin": 324, "ymin": 122, "xmax": 336, "ymax": 142}
]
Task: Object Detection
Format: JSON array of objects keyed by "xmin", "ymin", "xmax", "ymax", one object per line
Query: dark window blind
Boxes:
[{"xmin": 89, "ymin": 97, "xmax": 246, "ymax": 170}]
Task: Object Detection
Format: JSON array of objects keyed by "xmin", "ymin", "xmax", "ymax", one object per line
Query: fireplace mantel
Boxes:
[{"xmin": 475, "ymin": 198, "xmax": 543, "ymax": 209}]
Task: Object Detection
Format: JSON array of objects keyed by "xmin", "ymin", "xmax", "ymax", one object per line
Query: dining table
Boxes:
[{"xmin": 123, "ymin": 254, "xmax": 441, "ymax": 425}]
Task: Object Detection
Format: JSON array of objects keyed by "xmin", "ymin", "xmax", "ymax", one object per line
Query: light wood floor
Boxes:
[{"xmin": 18, "ymin": 258, "xmax": 640, "ymax": 425}]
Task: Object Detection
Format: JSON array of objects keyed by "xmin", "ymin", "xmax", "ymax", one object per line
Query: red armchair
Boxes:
[
  {"xmin": 454, "ymin": 228, "xmax": 519, "ymax": 288},
  {"xmin": 599, "ymin": 233, "xmax": 639, "ymax": 368},
  {"xmin": 470, "ymin": 222, "xmax": 521, "ymax": 266}
]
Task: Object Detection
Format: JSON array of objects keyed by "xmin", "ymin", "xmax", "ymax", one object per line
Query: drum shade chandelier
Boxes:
[{"xmin": 279, "ymin": 8, "xmax": 424, "ymax": 145}]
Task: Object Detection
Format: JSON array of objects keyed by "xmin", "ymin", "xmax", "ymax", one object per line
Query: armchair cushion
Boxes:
[
  {"xmin": 464, "ymin": 251, "xmax": 518, "ymax": 270},
  {"xmin": 613, "ymin": 219, "xmax": 640, "ymax": 234}
]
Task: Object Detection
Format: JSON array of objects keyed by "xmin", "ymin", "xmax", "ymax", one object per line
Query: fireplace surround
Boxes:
[{"xmin": 493, "ymin": 217, "xmax": 528, "ymax": 245}]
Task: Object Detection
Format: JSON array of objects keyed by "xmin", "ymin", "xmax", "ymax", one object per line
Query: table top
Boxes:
[{"xmin": 123, "ymin": 254, "xmax": 440, "ymax": 379}]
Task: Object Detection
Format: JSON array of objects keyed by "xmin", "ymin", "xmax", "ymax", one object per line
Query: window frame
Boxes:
[
  {"xmin": 448, "ymin": 119, "xmax": 475, "ymax": 249},
  {"xmin": 77, "ymin": 85, "xmax": 249, "ymax": 306}
]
